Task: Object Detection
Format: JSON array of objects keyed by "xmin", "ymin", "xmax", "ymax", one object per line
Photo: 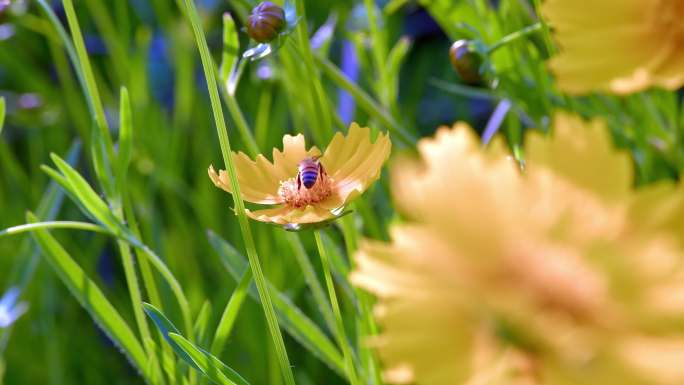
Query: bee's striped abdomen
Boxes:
[{"xmin": 298, "ymin": 158, "xmax": 321, "ymax": 189}]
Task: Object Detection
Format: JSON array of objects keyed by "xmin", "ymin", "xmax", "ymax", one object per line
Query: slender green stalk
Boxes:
[
  {"xmin": 180, "ymin": 1, "xmax": 296, "ymax": 384},
  {"xmin": 210, "ymin": 269, "xmax": 252, "ymax": 355},
  {"xmin": 117, "ymin": 239, "xmax": 164, "ymax": 385},
  {"xmin": 314, "ymin": 231, "xmax": 360, "ymax": 385},
  {"xmin": 83, "ymin": 0, "xmax": 129, "ymax": 84},
  {"xmin": 487, "ymin": 22, "xmax": 543, "ymax": 54},
  {"xmin": 35, "ymin": 0, "xmax": 91, "ymax": 116},
  {"xmin": 123, "ymin": 194, "xmax": 177, "ymax": 385},
  {"xmin": 255, "ymin": 85, "xmax": 273, "ymax": 149},
  {"xmin": 293, "ymin": 0, "xmax": 334, "ymax": 142},
  {"xmin": 61, "ymin": 0, "xmax": 111, "ymax": 140},
  {"xmin": 531, "ymin": 0, "xmax": 555, "ymax": 55},
  {"xmin": 313, "ymin": 54, "xmax": 415, "ymax": 146},
  {"xmin": 0, "ymin": 221, "xmax": 109, "ymax": 237},
  {"xmin": 219, "ymin": 83, "xmax": 260, "ymax": 158},
  {"xmin": 340, "ymin": 216, "xmax": 382, "ymax": 385},
  {"xmin": 286, "ymin": 232, "xmax": 336, "ymax": 334},
  {"xmin": 362, "ymin": 0, "xmax": 390, "ymax": 106}
]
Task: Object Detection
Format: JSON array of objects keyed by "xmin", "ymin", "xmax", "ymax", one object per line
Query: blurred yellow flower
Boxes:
[
  {"xmin": 543, "ymin": 0, "xmax": 684, "ymax": 94},
  {"xmin": 208, "ymin": 123, "xmax": 391, "ymax": 225},
  {"xmin": 352, "ymin": 113, "xmax": 684, "ymax": 385}
]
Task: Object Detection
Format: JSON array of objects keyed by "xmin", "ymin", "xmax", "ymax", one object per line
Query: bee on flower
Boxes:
[
  {"xmin": 208, "ymin": 123, "xmax": 391, "ymax": 226},
  {"xmin": 352, "ymin": 113, "xmax": 684, "ymax": 385}
]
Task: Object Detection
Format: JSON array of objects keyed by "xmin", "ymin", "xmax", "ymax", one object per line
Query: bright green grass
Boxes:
[{"xmin": 0, "ymin": 0, "xmax": 683, "ymax": 384}]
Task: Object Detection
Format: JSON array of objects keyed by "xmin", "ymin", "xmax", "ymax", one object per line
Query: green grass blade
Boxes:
[
  {"xmin": 285, "ymin": 232, "xmax": 336, "ymax": 334},
  {"xmin": 180, "ymin": 0, "xmax": 295, "ymax": 383},
  {"xmin": 210, "ymin": 268, "xmax": 251, "ymax": 356},
  {"xmin": 219, "ymin": 13, "xmax": 239, "ymax": 86},
  {"xmin": 143, "ymin": 303, "xmax": 201, "ymax": 372},
  {"xmin": 0, "ymin": 221, "xmax": 109, "ymax": 238},
  {"xmin": 40, "ymin": 164, "xmax": 100, "ymax": 225},
  {"xmin": 145, "ymin": 304, "xmax": 250, "ymax": 385},
  {"xmin": 207, "ymin": 231, "xmax": 346, "ymax": 377},
  {"xmin": 49, "ymin": 153, "xmax": 124, "ymax": 235},
  {"xmin": 117, "ymin": 87, "xmax": 133, "ymax": 191},
  {"xmin": 27, "ymin": 212, "xmax": 148, "ymax": 377},
  {"xmin": 91, "ymin": 120, "xmax": 117, "ymax": 201},
  {"xmin": 61, "ymin": 0, "xmax": 110, "ymax": 135},
  {"xmin": 193, "ymin": 300, "xmax": 212, "ymax": 345},
  {"xmin": 0, "ymin": 96, "xmax": 5, "ymax": 135},
  {"xmin": 313, "ymin": 54, "xmax": 416, "ymax": 146},
  {"xmin": 314, "ymin": 230, "xmax": 360, "ymax": 385},
  {"xmin": 168, "ymin": 333, "xmax": 250, "ymax": 385}
]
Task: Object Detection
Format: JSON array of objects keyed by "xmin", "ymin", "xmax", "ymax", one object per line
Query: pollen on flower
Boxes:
[{"xmin": 278, "ymin": 173, "xmax": 333, "ymax": 208}]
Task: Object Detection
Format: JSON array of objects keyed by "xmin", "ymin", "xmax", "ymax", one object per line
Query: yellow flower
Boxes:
[
  {"xmin": 352, "ymin": 113, "xmax": 684, "ymax": 385},
  {"xmin": 543, "ymin": 0, "xmax": 684, "ymax": 94},
  {"xmin": 208, "ymin": 123, "xmax": 391, "ymax": 225}
]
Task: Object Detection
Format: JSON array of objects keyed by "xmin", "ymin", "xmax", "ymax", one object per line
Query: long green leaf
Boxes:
[
  {"xmin": 0, "ymin": 97, "xmax": 5, "ymax": 135},
  {"xmin": 168, "ymin": 333, "xmax": 250, "ymax": 385},
  {"xmin": 145, "ymin": 304, "xmax": 249, "ymax": 385},
  {"xmin": 193, "ymin": 300, "xmax": 212, "ymax": 345},
  {"xmin": 117, "ymin": 87, "xmax": 133, "ymax": 189},
  {"xmin": 49, "ymin": 153, "xmax": 124, "ymax": 235},
  {"xmin": 143, "ymin": 303, "xmax": 199, "ymax": 372},
  {"xmin": 27, "ymin": 212, "xmax": 147, "ymax": 376},
  {"xmin": 219, "ymin": 13, "xmax": 239, "ymax": 86},
  {"xmin": 207, "ymin": 231, "xmax": 345, "ymax": 377},
  {"xmin": 181, "ymin": 0, "xmax": 295, "ymax": 383}
]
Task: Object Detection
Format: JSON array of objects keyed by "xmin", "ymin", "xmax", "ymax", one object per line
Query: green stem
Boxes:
[
  {"xmin": 294, "ymin": 0, "xmax": 334, "ymax": 143},
  {"xmin": 340, "ymin": 216, "xmax": 382, "ymax": 384},
  {"xmin": 181, "ymin": 1, "xmax": 296, "ymax": 384},
  {"xmin": 35, "ymin": 0, "xmax": 91, "ymax": 116},
  {"xmin": 117, "ymin": 239, "xmax": 164, "ymax": 385},
  {"xmin": 0, "ymin": 221, "xmax": 108, "ymax": 237},
  {"xmin": 286, "ymin": 233, "xmax": 336, "ymax": 335},
  {"xmin": 313, "ymin": 55, "xmax": 415, "ymax": 146},
  {"xmin": 210, "ymin": 268, "xmax": 252, "ymax": 355},
  {"xmin": 487, "ymin": 22, "xmax": 543, "ymax": 54},
  {"xmin": 123, "ymin": 194, "xmax": 177, "ymax": 385},
  {"xmin": 220, "ymin": 81, "xmax": 260, "ymax": 158},
  {"xmin": 61, "ymin": 0, "xmax": 111, "ymax": 139},
  {"xmin": 531, "ymin": 0, "xmax": 556, "ymax": 56},
  {"xmin": 314, "ymin": 231, "xmax": 360, "ymax": 385},
  {"xmin": 362, "ymin": 0, "xmax": 389, "ymax": 106}
]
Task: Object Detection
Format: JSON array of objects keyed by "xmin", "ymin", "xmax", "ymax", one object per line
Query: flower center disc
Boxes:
[{"xmin": 278, "ymin": 170, "xmax": 333, "ymax": 208}]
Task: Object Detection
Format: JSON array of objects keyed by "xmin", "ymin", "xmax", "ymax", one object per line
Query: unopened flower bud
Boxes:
[
  {"xmin": 247, "ymin": 2, "xmax": 286, "ymax": 43},
  {"xmin": 449, "ymin": 39, "xmax": 483, "ymax": 85}
]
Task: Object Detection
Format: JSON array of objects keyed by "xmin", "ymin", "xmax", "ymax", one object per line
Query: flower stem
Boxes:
[
  {"xmin": 313, "ymin": 54, "xmax": 416, "ymax": 146},
  {"xmin": 487, "ymin": 22, "xmax": 543, "ymax": 54},
  {"xmin": 181, "ymin": 1, "xmax": 296, "ymax": 385},
  {"xmin": 0, "ymin": 221, "xmax": 109, "ymax": 238},
  {"xmin": 314, "ymin": 230, "xmax": 360, "ymax": 385}
]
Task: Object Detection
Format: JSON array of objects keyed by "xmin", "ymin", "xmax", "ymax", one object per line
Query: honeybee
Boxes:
[{"xmin": 297, "ymin": 156, "xmax": 326, "ymax": 190}]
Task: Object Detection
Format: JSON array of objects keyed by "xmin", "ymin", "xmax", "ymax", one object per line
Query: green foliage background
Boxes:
[{"xmin": 0, "ymin": 0, "xmax": 682, "ymax": 384}]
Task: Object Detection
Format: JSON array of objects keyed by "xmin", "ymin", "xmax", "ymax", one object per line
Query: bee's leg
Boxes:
[
  {"xmin": 296, "ymin": 172, "xmax": 302, "ymax": 191},
  {"xmin": 319, "ymin": 162, "xmax": 327, "ymax": 178}
]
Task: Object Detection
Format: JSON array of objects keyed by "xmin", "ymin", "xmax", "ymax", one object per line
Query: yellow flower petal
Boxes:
[
  {"xmin": 543, "ymin": 0, "xmax": 684, "ymax": 94},
  {"xmin": 618, "ymin": 336, "xmax": 684, "ymax": 385},
  {"xmin": 209, "ymin": 124, "xmax": 390, "ymax": 225},
  {"xmin": 246, "ymin": 204, "xmax": 337, "ymax": 225},
  {"xmin": 354, "ymin": 113, "xmax": 684, "ymax": 385},
  {"xmin": 208, "ymin": 134, "xmax": 320, "ymax": 204},
  {"xmin": 525, "ymin": 113, "xmax": 632, "ymax": 202},
  {"xmin": 321, "ymin": 122, "xmax": 392, "ymax": 205}
]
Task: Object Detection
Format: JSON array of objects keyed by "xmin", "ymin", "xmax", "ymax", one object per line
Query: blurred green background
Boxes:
[{"xmin": 1, "ymin": 0, "xmax": 683, "ymax": 384}]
